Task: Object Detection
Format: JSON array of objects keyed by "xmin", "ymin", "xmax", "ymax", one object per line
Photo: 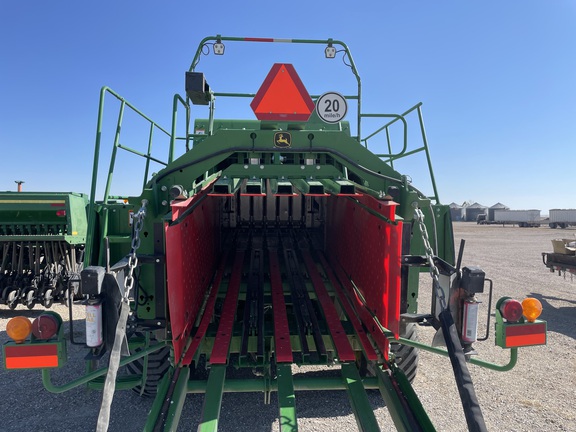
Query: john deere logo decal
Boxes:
[{"xmin": 274, "ymin": 132, "xmax": 291, "ymax": 148}]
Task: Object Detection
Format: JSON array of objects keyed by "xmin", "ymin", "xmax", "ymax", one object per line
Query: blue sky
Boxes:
[{"xmin": 1, "ymin": 1, "xmax": 575, "ymax": 213}]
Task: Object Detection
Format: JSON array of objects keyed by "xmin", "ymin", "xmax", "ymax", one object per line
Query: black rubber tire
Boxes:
[
  {"xmin": 390, "ymin": 322, "xmax": 419, "ymax": 383},
  {"xmin": 7, "ymin": 288, "xmax": 19, "ymax": 310},
  {"xmin": 43, "ymin": 289, "xmax": 54, "ymax": 308},
  {"xmin": 25, "ymin": 288, "xmax": 37, "ymax": 310},
  {"xmin": 126, "ymin": 336, "xmax": 171, "ymax": 397}
]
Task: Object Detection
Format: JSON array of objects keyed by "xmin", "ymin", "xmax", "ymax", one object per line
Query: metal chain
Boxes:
[
  {"xmin": 123, "ymin": 200, "xmax": 148, "ymax": 301},
  {"xmin": 414, "ymin": 206, "xmax": 447, "ymax": 311}
]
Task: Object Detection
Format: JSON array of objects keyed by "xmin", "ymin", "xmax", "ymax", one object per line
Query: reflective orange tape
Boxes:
[{"xmin": 5, "ymin": 355, "xmax": 59, "ymax": 369}]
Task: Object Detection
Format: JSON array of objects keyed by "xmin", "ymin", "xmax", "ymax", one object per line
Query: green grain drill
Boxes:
[{"xmin": 0, "ymin": 192, "xmax": 87, "ymax": 309}]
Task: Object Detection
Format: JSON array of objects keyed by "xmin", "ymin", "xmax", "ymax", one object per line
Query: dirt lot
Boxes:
[{"xmin": 1, "ymin": 222, "xmax": 575, "ymax": 431}]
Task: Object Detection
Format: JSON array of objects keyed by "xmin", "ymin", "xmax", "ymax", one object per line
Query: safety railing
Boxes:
[
  {"xmin": 89, "ymin": 87, "xmax": 173, "ymax": 204},
  {"xmin": 360, "ymin": 103, "xmax": 440, "ymax": 203},
  {"xmin": 170, "ymin": 94, "xmax": 191, "ymax": 157},
  {"xmin": 86, "ymin": 86, "xmax": 183, "ymax": 265}
]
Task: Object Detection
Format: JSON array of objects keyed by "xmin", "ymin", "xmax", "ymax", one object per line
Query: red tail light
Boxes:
[
  {"xmin": 499, "ymin": 298, "xmax": 523, "ymax": 322},
  {"xmin": 32, "ymin": 313, "xmax": 61, "ymax": 340}
]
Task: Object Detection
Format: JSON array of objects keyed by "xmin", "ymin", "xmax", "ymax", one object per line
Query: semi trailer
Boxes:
[
  {"xmin": 477, "ymin": 209, "xmax": 541, "ymax": 227},
  {"xmin": 1, "ymin": 36, "xmax": 547, "ymax": 432},
  {"xmin": 548, "ymin": 209, "xmax": 576, "ymax": 229}
]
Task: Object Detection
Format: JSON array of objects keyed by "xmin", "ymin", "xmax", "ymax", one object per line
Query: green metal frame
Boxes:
[{"xmin": 40, "ymin": 343, "xmax": 166, "ymax": 393}]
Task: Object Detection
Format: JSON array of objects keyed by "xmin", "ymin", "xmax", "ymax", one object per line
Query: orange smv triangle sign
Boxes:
[{"xmin": 250, "ymin": 63, "xmax": 315, "ymax": 122}]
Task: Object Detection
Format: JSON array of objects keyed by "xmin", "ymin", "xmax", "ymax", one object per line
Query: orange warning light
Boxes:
[{"xmin": 6, "ymin": 316, "xmax": 32, "ymax": 343}]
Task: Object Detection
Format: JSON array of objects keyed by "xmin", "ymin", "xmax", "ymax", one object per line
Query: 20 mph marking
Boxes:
[{"xmin": 316, "ymin": 92, "xmax": 347, "ymax": 124}]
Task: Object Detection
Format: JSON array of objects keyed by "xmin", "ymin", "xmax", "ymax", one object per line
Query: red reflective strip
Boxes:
[
  {"xmin": 5, "ymin": 344, "xmax": 58, "ymax": 357},
  {"xmin": 269, "ymin": 249, "xmax": 293, "ymax": 363},
  {"xmin": 317, "ymin": 253, "xmax": 378, "ymax": 361},
  {"xmin": 506, "ymin": 323, "xmax": 546, "ymax": 336},
  {"xmin": 210, "ymin": 250, "xmax": 245, "ymax": 364},
  {"xmin": 181, "ymin": 252, "xmax": 229, "ymax": 366},
  {"xmin": 5, "ymin": 344, "xmax": 59, "ymax": 369},
  {"xmin": 6, "ymin": 355, "xmax": 59, "ymax": 369},
  {"xmin": 505, "ymin": 323, "xmax": 546, "ymax": 347},
  {"xmin": 244, "ymin": 37, "xmax": 274, "ymax": 42},
  {"xmin": 506, "ymin": 333, "xmax": 546, "ymax": 347},
  {"xmin": 50, "ymin": 203, "xmax": 66, "ymax": 207},
  {"xmin": 302, "ymin": 250, "xmax": 356, "ymax": 361}
]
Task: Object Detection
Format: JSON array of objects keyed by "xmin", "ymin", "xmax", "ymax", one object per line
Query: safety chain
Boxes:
[
  {"xmin": 414, "ymin": 206, "xmax": 447, "ymax": 311},
  {"xmin": 123, "ymin": 200, "xmax": 148, "ymax": 301}
]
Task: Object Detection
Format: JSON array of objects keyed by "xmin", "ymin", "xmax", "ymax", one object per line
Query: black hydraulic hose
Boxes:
[{"xmin": 439, "ymin": 308, "xmax": 487, "ymax": 432}]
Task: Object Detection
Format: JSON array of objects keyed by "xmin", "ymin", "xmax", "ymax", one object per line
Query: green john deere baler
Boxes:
[{"xmin": 1, "ymin": 36, "xmax": 548, "ymax": 432}]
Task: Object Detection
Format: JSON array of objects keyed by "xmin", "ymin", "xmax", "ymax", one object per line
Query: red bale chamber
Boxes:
[{"xmin": 165, "ymin": 189, "xmax": 402, "ymax": 364}]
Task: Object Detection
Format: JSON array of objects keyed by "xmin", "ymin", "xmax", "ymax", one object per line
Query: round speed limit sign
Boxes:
[{"xmin": 316, "ymin": 92, "xmax": 347, "ymax": 124}]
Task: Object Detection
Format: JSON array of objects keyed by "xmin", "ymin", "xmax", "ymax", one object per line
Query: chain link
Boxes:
[
  {"xmin": 414, "ymin": 206, "xmax": 447, "ymax": 311},
  {"xmin": 123, "ymin": 200, "xmax": 148, "ymax": 301}
]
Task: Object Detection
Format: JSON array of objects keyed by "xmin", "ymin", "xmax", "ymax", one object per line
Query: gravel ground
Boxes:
[{"xmin": 1, "ymin": 222, "xmax": 575, "ymax": 431}]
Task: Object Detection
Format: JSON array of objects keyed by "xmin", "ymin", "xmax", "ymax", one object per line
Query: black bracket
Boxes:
[{"xmin": 401, "ymin": 255, "xmax": 457, "ymax": 276}]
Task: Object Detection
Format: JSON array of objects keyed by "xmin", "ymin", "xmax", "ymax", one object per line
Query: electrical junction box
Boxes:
[
  {"xmin": 81, "ymin": 266, "xmax": 106, "ymax": 296},
  {"xmin": 461, "ymin": 266, "xmax": 485, "ymax": 293}
]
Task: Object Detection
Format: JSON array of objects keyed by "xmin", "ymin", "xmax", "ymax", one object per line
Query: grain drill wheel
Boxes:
[
  {"xmin": 60, "ymin": 287, "xmax": 69, "ymax": 306},
  {"xmin": 43, "ymin": 289, "xmax": 54, "ymax": 308},
  {"xmin": 126, "ymin": 335, "xmax": 171, "ymax": 397},
  {"xmin": 25, "ymin": 288, "xmax": 37, "ymax": 310},
  {"xmin": 7, "ymin": 288, "xmax": 19, "ymax": 310}
]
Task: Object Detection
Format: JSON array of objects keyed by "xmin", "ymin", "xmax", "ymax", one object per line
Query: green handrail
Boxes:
[
  {"xmin": 170, "ymin": 94, "xmax": 190, "ymax": 158},
  {"xmin": 361, "ymin": 102, "xmax": 440, "ymax": 203},
  {"xmin": 360, "ymin": 113, "xmax": 408, "ymax": 155},
  {"xmin": 85, "ymin": 86, "xmax": 172, "ymax": 265}
]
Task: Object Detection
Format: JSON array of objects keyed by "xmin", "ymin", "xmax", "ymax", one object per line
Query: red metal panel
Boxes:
[
  {"xmin": 181, "ymin": 253, "xmax": 229, "ymax": 366},
  {"xmin": 268, "ymin": 248, "xmax": 293, "ymax": 363},
  {"xmin": 165, "ymin": 184, "xmax": 220, "ymax": 363},
  {"xmin": 210, "ymin": 250, "xmax": 245, "ymax": 364},
  {"xmin": 324, "ymin": 195, "xmax": 402, "ymax": 356},
  {"xmin": 317, "ymin": 253, "xmax": 378, "ymax": 361},
  {"xmin": 301, "ymin": 250, "xmax": 355, "ymax": 362}
]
